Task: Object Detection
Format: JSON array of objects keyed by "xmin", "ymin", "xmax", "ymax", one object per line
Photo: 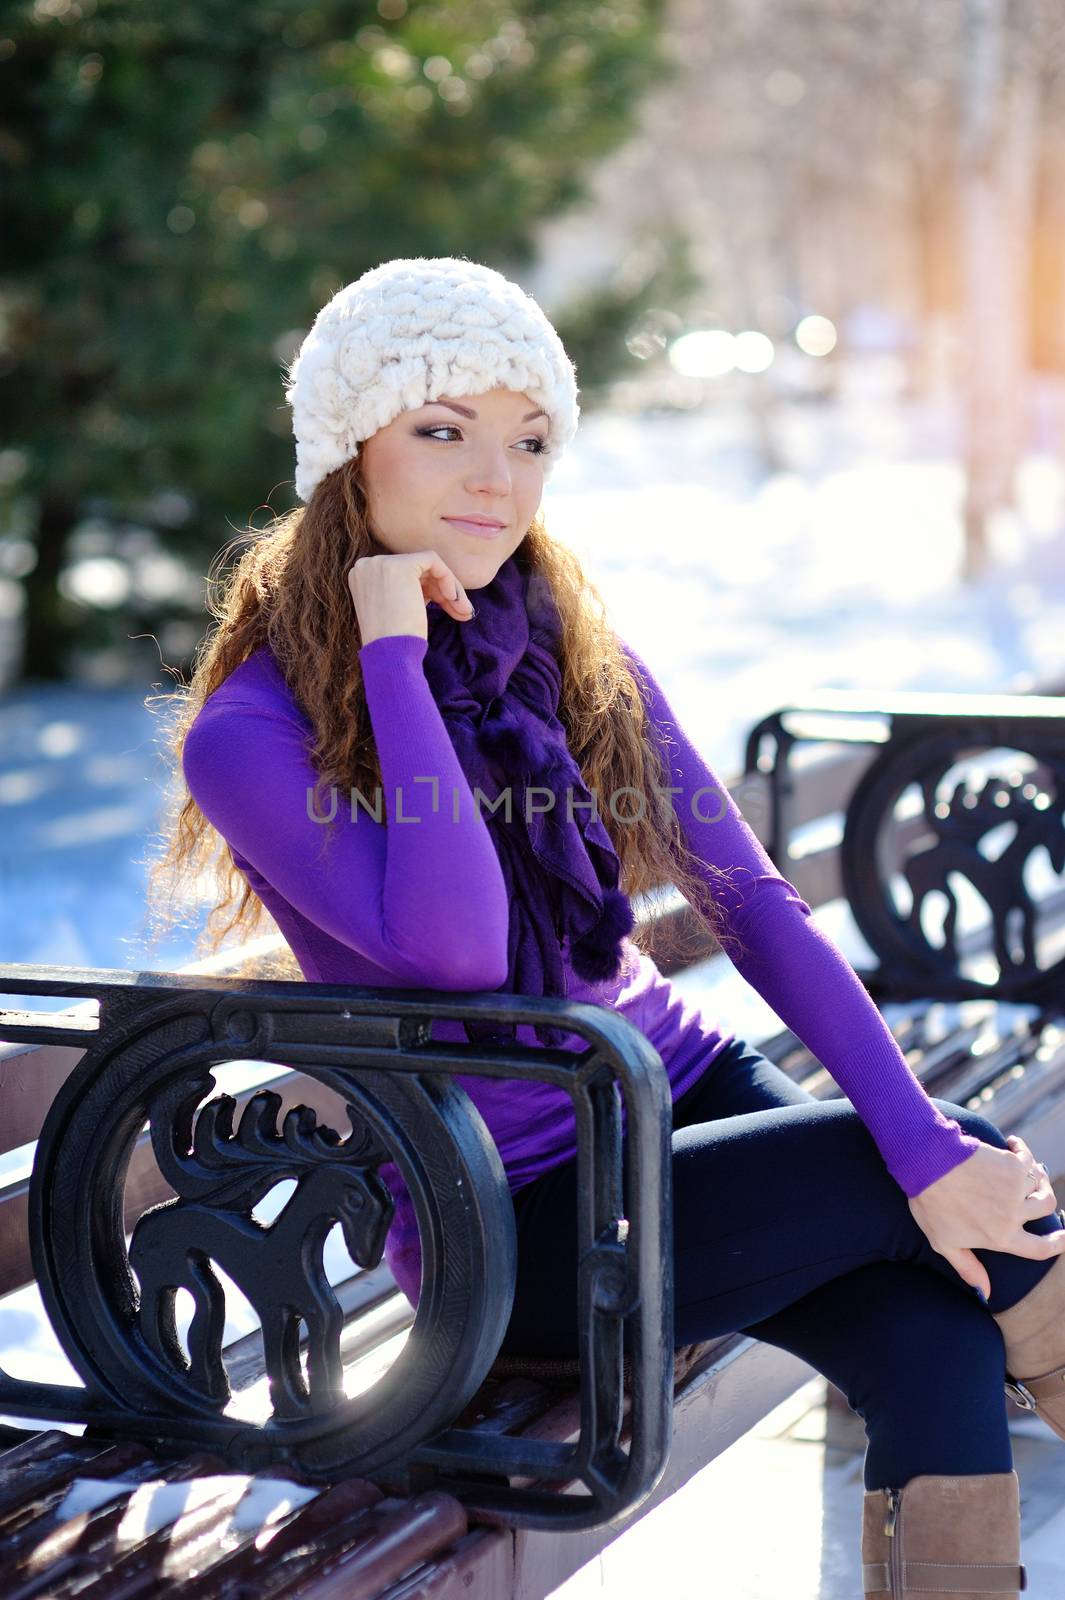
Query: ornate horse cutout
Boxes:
[
  {"xmin": 129, "ymin": 1084, "xmax": 395, "ymax": 1419},
  {"xmin": 906, "ymin": 766, "xmax": 1065, "ymax": 980}
]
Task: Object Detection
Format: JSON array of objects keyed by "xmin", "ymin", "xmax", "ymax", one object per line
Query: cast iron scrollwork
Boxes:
[
  {"xmin": 4, "ymin": 965, "xmax": 673, "ymax": 1528},
  {"xmin": 131, "ymin": 1079, "xmax": 394, "ymax": 1419},
  {"xmin": 842, "ymin": 726, "xmax": 1065, "ymax": 1001},
  {"xmin": 30, "ymin": 994, "xmax": 518, "ymax": 1478}
]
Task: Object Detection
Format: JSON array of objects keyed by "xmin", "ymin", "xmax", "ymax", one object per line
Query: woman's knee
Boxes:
[
  {"xmin": 753, "ymin": 1260, "xmax": 1004, "ymax": 1383},
  {"xmin": 929, "ymin": 1098, "xmax": 1010, "ymax": 1151}
]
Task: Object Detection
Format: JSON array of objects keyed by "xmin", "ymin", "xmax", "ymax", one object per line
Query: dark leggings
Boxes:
[{"xmin": 498, "ymin": 1035, "xmax": 1065, "ymax": 1490}]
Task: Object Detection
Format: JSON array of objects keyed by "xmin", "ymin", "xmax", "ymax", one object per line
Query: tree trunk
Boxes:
[
  {"xmin": 908, "ymin": 148, "xmax": 957, "ymax": 401},
  {"xmin": 958, "ymin": 0, "xmax": 1041, "ymax": 582},
  {"xmin": 21, "ymin": 496, "xmax": 78, "ymax": 684}
]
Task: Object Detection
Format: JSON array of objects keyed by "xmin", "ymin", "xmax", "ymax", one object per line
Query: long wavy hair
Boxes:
[{"xmin": 139, "ymin": 452, "xmax": 750, "ymax": 983}]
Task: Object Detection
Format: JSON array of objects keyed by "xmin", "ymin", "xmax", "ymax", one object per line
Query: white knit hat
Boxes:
[{"xmin": 282, "ymin": 255, "xmax": 580, "ymax": 503}]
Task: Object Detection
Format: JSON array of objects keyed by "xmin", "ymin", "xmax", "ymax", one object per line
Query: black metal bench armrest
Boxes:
[
  {"xmin": 0, "ymin": 966, "xmax": 674, "ymax": 1532},
  {"xmin": 742, "ymin": 691, "xmax": 1065, "ymax": 1005}
]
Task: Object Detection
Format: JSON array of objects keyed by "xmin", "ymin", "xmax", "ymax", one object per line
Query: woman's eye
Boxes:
[{"xmin": 416, "ymin": 425, "xmax": 549, "ymax": 455}]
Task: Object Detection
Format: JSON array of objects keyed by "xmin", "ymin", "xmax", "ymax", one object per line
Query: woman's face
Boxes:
[{"xmin": 359, "ymin": 386, "xmax": 548, "ymax": 589}]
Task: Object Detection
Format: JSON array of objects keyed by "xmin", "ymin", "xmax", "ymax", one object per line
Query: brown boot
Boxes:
[
  {"xmin": 992, "ymin": 1243, "xmax": 1065, "ymax": 1439},
  {"xmin": 861, "ymin": 1471, "xmax": 1027, "ymax": 1596}
]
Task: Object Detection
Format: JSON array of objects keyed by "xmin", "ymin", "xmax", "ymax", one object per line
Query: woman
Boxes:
[{"xmin": 152, "ymin": 256, "xmax": 1065, "ymax": 1597}]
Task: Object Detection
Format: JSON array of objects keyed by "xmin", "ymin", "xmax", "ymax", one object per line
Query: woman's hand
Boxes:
[
  {"xmin": 348, "ymin": 551, "xmax": 474, "ymax": 646},
  {"xmin": 908, "ymin": 1133, "xmax": 1065, "ymax": 1299}
]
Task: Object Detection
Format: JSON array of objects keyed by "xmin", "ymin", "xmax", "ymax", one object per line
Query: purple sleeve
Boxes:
[
  {"xmin": 619, "ymin": 638, "xmax": 983, "ymax": 1197},
  {"xmin": 181, "ymin": 632, "xmax": 511, "ymax": 990}
]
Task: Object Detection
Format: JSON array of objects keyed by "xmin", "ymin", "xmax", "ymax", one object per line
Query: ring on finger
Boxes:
[{"xmin": 1025, "ymin": 1161, "xmax": 1052, "ymax": 1200}]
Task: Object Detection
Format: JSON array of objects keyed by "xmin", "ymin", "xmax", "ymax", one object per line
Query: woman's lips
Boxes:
[{"xmin": 442, "ymin": 518, "xmax": 506, "ymax": 540}]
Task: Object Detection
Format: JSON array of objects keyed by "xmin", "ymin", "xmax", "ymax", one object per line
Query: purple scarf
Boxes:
[{"xmin": 422, "ymin": 549, "xmax": 634, "ymax": 1046}]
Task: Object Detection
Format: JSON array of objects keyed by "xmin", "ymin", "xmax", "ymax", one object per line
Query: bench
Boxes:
[{"xmin": 1, "ymin": 682, "xmax": 1063, "ymax": 1598}]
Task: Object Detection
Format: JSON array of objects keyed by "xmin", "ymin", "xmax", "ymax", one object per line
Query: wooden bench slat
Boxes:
[
  {"xmin": 370, "ymin": 1525, "xmax": 514, "ymax": 1600},
  {"xmin": 0, "ymin": 1427, "xmax": 476, "ymax": 1600},
  {"xmin": 0, "ymin": 1043, "xmax": 84, "ymax": 1155},
  {"xmin": 0, "ymin": 1437, "xmax": 158, "ymax": 1525}
]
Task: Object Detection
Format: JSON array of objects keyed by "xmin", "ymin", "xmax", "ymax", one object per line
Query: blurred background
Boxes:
[{"xmin": 2, "ymin": 0, "xmax": 1065, "ymax": 973}]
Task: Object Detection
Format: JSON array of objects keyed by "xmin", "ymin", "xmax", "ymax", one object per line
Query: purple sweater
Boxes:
[{"xmin": 181, "ymin": 632, "xmax": 981, "ymax": 1307}]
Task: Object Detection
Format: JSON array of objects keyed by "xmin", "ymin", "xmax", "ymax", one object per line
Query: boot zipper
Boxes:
[{"xmin": 883, "ymin": 1487, "xmax": 902, "ymax": 1596}]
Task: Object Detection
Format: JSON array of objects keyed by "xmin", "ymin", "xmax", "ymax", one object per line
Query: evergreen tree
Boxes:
[{"xmin": 0, "ymin": 0, "xmax": 682, "ymax": 680}]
